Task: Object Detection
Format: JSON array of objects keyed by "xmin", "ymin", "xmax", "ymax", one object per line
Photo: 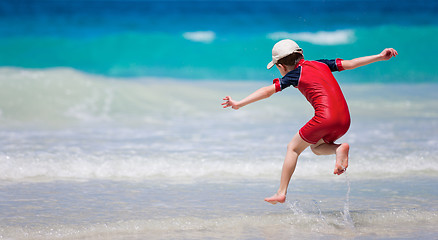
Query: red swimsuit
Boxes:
[{"xmin": 273, "ymin": 59, "xmax": 350, "ymax": 144}]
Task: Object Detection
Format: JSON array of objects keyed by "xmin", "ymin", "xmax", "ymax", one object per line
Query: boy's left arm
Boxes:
[{"xmin": 341, "ymin": 48, "xmax": 398, "ymax": 70}]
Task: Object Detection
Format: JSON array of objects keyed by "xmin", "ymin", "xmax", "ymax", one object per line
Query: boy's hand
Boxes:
[
  {"xmin": 379, "ymin": 48, "xmax": 398, "ymax": 61},
  {"xmin": 222, "ymin": 96, "xmax": 240, "ymax": 110}
]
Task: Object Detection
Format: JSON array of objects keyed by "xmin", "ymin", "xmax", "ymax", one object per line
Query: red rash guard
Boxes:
[{"xmin": 273, "ymin": 59, "xmax": 350, "ymax": 144}]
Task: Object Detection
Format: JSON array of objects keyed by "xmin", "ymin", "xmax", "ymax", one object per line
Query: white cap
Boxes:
[{"xmin": 267, "ymin": 39, "xmax": 303, "ymax": 69}]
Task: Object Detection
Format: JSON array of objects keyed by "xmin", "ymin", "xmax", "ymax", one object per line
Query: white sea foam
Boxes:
[
  {"xmin": 1, "ymin": 144, "xmax": 437, "ymax": 182},
  {"xmin": 183, "ymin": 31, "xmax": 216, "ymax": 43},
  {"xmin": 268, "ymin": 29, "xmax": 355, "ymax": 45}
]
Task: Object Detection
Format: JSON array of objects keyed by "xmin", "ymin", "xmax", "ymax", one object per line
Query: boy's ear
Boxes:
[
  {"xmin": 277, "ymin": 63, "xmax": 287, "ymax": 71},
  {"xmin": 276, "ymin": 63, "xmax": 289, "ymax": 77}
]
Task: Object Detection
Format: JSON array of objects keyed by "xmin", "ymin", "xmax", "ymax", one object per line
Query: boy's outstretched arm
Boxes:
[
  {"xmin": 222, "ymin": 84, "xmax": 276, "ymax": 110},
  {"xmin": 342, "ymin": 48, "xmax": 398, "ymax": 70}
]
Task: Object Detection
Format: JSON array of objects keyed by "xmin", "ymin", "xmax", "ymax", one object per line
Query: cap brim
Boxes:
[{"xmin": 267, "ymin": 61, "xmax": 275, "ymax": 69}]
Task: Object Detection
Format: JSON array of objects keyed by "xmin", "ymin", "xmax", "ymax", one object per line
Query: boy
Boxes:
[{"xmin": 221, "ymin": 39, "xmax": 397, "ymax": 204}]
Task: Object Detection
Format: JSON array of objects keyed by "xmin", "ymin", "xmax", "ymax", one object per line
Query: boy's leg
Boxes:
[
  {"xmin": 310, "ymin": 140, "xmax": 349, "ymax": 175},
  {"xmin": 265, "ymin": 132, "xmax": 311, "ymax": 204}
]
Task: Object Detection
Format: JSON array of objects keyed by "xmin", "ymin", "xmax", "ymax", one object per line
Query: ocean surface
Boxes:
[{"xmin": 1, "ymin": 0, "xmax": 438, "ymax": 239}]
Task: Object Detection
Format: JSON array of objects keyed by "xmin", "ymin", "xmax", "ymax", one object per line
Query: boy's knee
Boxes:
[
  {"xmin": 286, "ymin": 132, "xmax": 311, "ymax": 156},
  {"xmin": 287, "ymin": 142, "xmax": 301, "ymax": 155}
]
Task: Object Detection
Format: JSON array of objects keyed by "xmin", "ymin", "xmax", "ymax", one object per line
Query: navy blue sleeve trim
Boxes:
[
  {"xmin": 315, "ymin": 59, "xmax": 339, "ymax": 72},
  {"xmin": 279, "ymin": 67, "xmax": 301, "ymax": 90}
]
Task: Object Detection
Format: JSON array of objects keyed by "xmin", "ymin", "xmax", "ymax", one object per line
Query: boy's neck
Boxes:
[{"xmin": 290, "ymin": 59, "xmax": 305, "ymax": 70}]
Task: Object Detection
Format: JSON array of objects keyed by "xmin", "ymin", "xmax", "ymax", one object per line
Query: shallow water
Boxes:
[
  {"xmin": 1, "ymin": 177, "xmax": 437, "ymax": 239},
  {"xmin": 0, "ymin": 69, "xmax": 437, "ymax": 239}
]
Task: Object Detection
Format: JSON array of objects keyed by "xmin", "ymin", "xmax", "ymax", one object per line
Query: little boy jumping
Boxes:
[{"xmin": 222, "ymin": 39, "xmax": 397, "ymax": 204}]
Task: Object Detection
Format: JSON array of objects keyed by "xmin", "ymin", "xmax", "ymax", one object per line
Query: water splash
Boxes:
[{"xmin": 342, "ymin": 170, "xmax": 355, "ymax": 229}]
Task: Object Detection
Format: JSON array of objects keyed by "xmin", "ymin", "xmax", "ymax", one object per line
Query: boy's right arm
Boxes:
[
  {"xmin": 222, "ymin": 84, "xmax": 276, "ymax": 110},
  {"xmin": 341, "ymin": 48, "xmax": 398, "ymax": 70}
]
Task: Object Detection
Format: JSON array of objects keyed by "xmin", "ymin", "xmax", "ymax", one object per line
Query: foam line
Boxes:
[{"xmin": 267, "ymin": 30, "xmax": 355, "ymax": 45}]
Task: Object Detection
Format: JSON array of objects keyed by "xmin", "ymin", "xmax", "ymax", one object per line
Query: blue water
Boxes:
[
  {"xmin": 0, "ymin": 0, "xmax": 437, "ymax": 81},
  {"xmin": 1, "ymin": 1, "xmax": 438, "ymax": 239}
]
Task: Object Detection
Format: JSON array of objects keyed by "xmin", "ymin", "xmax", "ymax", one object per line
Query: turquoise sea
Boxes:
[{"xmin": 0, "ymin": 0, "xmax": 437, "ymax": 239}]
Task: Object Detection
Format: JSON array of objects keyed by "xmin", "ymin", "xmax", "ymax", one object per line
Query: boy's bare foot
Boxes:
[
  {"xmin": 264, "ymin": 193, "xmax": 286, "ymax": 204},
  {"xmin": 334, "ymin": 143, "xmax": 349, "ymax": 175}
]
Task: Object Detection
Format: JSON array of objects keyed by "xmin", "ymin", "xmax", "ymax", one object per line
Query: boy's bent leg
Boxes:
[
  {"xmin": 310, "ymin": 139, "xmax": 339, "ymax": 155},
  {"xmin": 310, "ymin": 140, "xmax": 349, "ymax": 175},
  {"xmin": 265, "ymin": 132, "xmax": 311, "ymax": 204}
]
